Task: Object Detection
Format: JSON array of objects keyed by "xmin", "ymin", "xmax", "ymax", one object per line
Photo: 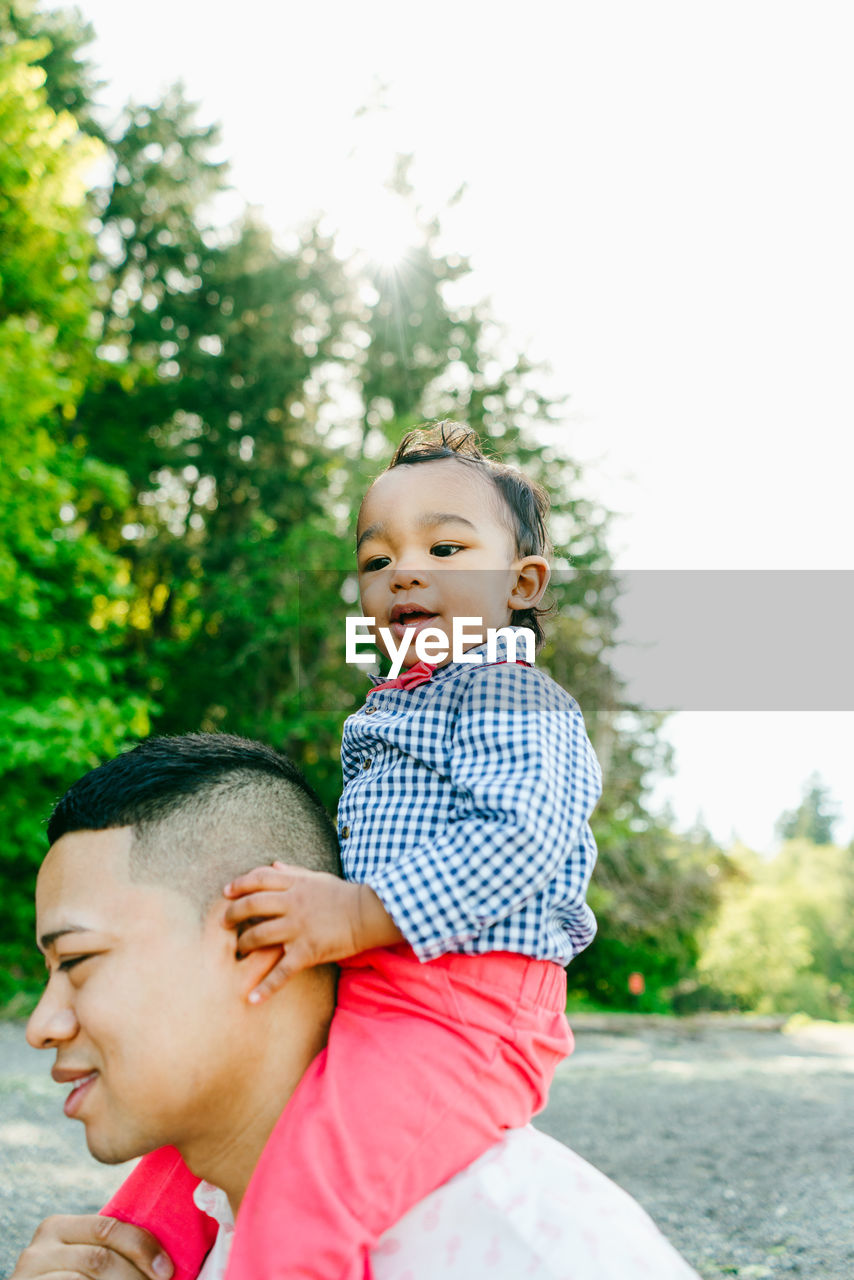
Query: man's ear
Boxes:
[
  {"xmin": 508, "ymin": 557, "xmax": 550, "ymax": 611},
  {"xmin": 209, "ymin": 902, "xmax": 285, "ymax": 1004},
  {"xmin": 235, "ymin": 947, "xmax": 288, "ymax": 1004}
]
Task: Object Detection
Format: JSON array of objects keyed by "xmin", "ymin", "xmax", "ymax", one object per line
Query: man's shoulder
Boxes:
[
  {"xmin": 375, "ymin": 1127, "xmax": 699, "ymax": 1280},
  {"xmin": 193, "ymin": 1129, "xmax": 698, "ymax": 1280}
]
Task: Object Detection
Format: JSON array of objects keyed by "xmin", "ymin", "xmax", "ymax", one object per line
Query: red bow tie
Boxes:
[{"xmin": 368, "ymin": 660, "xmax": 437, "ymax": 694}]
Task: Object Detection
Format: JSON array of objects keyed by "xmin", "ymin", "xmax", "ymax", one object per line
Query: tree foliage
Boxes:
[
  {"xmin": 0, "ymin": 28, "xmax": 152, "ymax": 1002},
  {"xmin": 698, "ymin": 838, "xmax": 854, "ymax": 1019},
  {"xmin": 2, "ymin": 0, "xmax": 102, "ymax": 134},
  {"xmin": 1, "ymin": 5, "xmax": 730, "ymax": 1008},
  {"xmin": 568, "ymin": 815, "xmax": 728, "ymax": 1010},
  {"xmin": 775, "ymin": 773, "xmax": 840, "ymax": 846}
]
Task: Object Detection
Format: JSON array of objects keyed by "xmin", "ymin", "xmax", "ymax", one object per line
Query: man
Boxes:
[{"xmin": 13, "ymin": 733, "xmax": 698, "ymax": 1279}]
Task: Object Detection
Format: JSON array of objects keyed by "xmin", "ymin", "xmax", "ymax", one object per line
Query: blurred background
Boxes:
[{"xmin": 2, "ymin": 0, "xmax": 852, "ymax": 1020}]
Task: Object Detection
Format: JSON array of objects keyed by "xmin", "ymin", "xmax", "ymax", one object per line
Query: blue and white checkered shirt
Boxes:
[{"xmin": 338, "ymin": 629, "xmax": 601, "ymax": 965}]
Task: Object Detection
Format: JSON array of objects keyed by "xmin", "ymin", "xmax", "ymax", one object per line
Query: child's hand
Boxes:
[{"xmin": 222, "ymin": 863, "xmax": 402, "ymax": 1003}]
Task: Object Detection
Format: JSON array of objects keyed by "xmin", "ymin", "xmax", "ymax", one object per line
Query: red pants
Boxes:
[{"xmin": 103, "ymin": 945, "xmax": 572, "ymax": 1280}]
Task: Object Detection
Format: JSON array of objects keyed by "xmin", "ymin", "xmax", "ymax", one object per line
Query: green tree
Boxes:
[
  {"xmin": 775, "ymin": 773, "xmax": 840, "ymax": 845},
  {"xmin": 74, "ymin": 87, "xmax": 359, "ymax": 803},
  {"xmin": 2, "ymin": 0, "xmax": 103, "ymax": 135},
  {"xmin": 698, "ymin": 838, "xmax": 854, "ymax": 1018},
  {"xmin": 0, "ymin": 33, "xmax": 151, "ymax": 1002}
]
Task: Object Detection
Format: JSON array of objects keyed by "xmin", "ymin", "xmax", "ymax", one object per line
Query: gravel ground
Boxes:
[{"xmin": 2, "ymin": 1015, "xmax": 853, "ymax": 1279}]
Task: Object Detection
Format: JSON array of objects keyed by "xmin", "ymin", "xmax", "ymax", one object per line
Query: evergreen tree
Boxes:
[
  {"xmin": 2, "ymin": 0, "xmax": 103, "ymax": 134},
  {"xmin": 776, "ymin": 773, "xmax": 840, "ymax": 845}
]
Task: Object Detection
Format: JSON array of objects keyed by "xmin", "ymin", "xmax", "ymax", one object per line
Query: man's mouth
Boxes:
[{"xmin": 54, "ymin": 1069, "xmax": 99, "ymax": 1118}]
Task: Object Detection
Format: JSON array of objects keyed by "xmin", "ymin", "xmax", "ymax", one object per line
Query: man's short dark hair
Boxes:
[
  {"xmin": 48, "ymin": 733, "xmax": 341, "ymax": 914},
  {"xmin": 385, "ymin": 421, "xmax": 552, "ymax": 646}
]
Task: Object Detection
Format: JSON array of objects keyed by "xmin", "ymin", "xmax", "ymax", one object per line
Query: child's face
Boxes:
[{"xmin": 356, "ymin": 459, "xmax": 549, "ymax": 668}]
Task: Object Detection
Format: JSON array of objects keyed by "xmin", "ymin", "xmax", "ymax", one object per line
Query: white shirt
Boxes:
[{"xmin": 195, "ymin": 1126, "xmax": 699, "ymax": 1279}]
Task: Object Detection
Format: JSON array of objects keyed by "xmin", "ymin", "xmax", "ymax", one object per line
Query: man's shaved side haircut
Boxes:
[{"xmin": 47, "ymin": 733, "xmax": 341, "ymax": 914}]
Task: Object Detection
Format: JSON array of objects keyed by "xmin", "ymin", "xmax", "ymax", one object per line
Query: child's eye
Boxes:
[
  {"xmin": 431, "ymin": 543, "xmax": 464, "ymax": 558},
  {"xmin": 361, "ymin": 556, "xmax": 390, "ymax": 573}
]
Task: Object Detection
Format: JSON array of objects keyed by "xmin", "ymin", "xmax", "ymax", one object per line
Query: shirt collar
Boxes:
[
  {"xmin": 193, "ymin": 1180, "xmax": 235, "ymax": 1233},
  {"xmin": 367, "ymin": 626, "xmax": 533, "ymax": 688}
]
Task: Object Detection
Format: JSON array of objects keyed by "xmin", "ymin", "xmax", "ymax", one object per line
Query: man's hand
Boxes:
[
  {"xmin": 223, "ymin": 862, "xmax": 403, "ymax": 1002},
  {"xmin": 10, "ymin": 1214, "xmax": 173, "ymax": 1279}
]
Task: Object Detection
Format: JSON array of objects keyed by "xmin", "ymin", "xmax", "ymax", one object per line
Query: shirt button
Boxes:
[
  {"xmin": 365, "ymin": 706, "xmax": 377, "ymax": 715},
  {"xmin": 362, "ymin": 757, "xmax": 372, "ymax": 770},
  {"xmin": 341, "ymin": 826, "xmax": 350, "ymax": 839}
]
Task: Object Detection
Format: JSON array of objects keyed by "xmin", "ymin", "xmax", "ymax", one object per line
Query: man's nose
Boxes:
[{"xmin": 26, "ymin": 980, "xmax": 79, "ymax": 1049}]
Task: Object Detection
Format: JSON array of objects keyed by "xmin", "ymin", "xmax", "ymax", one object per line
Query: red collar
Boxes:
[
  {"xmin": 366, "ymin": 660, "xmax": 436, "ymax": 693},
  {"xmin": 366, "ymin": 658, "xmax": 531, "ymax": 696}
]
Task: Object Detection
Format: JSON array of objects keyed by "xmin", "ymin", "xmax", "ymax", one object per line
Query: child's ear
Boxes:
[{"xmin": 508, "ymin": 557, "xmax": 550, "ymax": 610}]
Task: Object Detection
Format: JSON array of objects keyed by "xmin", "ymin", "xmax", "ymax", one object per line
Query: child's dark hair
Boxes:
[{"xmin": 386, "ymin": 421, "xmax": 552, "ymax": 647}]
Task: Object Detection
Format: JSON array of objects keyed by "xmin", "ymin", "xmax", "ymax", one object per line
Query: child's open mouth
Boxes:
[{"xmin": 389, "ymin": 606, "xmax": 440, "ymax": 640}]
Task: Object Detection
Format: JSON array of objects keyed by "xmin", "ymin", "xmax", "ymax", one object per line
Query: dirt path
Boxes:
[
  {"xmin": 545, "ymin": 1016, "xmax": 854, "ymax": 1278},
  {"xmin": 2, "ymin": 1016, "xmax": 852, "ymax": 1279}
]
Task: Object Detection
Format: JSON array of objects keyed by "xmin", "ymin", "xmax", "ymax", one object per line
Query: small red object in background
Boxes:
[{"xmin": 628, "ymin": 972, "xmax": 645, "ymax": 996}]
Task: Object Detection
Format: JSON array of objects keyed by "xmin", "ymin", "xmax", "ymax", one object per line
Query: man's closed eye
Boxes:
[{"xmin": 57, "ymin": 954, "xmax": 95, "ymax": 973}]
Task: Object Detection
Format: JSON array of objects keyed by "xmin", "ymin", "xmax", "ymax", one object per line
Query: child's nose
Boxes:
[{"xmin": 390, "ymin": 559, "xmax": 430, "ymax": 590}]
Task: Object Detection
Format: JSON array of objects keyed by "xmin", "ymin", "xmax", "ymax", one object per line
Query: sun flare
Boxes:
[{"xmin": 344, "ymin": 192, "xmax": 415, "ymax": 270}]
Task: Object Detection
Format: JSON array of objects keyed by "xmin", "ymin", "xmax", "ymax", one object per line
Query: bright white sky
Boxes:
[{"xmin": 67, "ymin": 0, "xmax": 853, "ymax": 850}]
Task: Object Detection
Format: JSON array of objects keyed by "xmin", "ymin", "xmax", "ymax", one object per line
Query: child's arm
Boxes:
[
  {"xmin": 228, "ymin": 663, "xmax": 599, "ymax": 994},
  {"xmin": 222, "ymin": 862, "xmax": 403, "ymax": 1002}
]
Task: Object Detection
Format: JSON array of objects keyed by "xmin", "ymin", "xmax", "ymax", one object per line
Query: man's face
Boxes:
[
  {"xmin": 357, "ymin": 460, "xmax": 536, "ymax": 669},
  {"xmin": 27, "ymin": 828, "xmax": 239, "ymax": 1165}
]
